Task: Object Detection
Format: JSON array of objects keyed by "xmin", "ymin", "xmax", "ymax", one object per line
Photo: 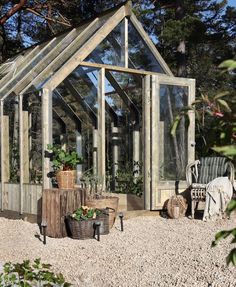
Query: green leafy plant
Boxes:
[
  {"xmin": 0, "ymin": 258, "xmax": 71, "ymax": 286},
  {"xmin": 211, "ymin": 59, "xmax": 236, "ymax": 266},
  {"xmin": 115, "ymin": 161, "xmax": 143, "ymax": 197},
  {"xmin": 212, "ymin": 200, "xmax": 236, "ymax": 266},
  {"xmin": 71, "ymin": 206, "xmax": 101, "ymax": 221},
  {"xmin": 47, "ymin": 144, "xmax": 82, "ymax": 171}
]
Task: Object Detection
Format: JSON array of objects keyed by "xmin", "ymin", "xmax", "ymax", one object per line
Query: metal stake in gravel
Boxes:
[
  {"xmin": 119, "ymin": 212, "xmax": 124, "ymax": 231},
  {"xmin": 41, "ymin": 221, "xmax": 47, "ymax": 245},
  {"xmin": 94, "ymin": 221, "xmax": 101, "ymax": 241}
]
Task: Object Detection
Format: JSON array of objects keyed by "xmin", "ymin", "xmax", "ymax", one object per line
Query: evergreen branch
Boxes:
[{"xmin": 0, "ymin": 0, "xmax": 27, "ymax": 25}]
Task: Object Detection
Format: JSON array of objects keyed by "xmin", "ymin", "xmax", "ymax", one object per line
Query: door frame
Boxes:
[{"xmin": 143, "ymin": 74, "xmax": 195, "ymax": 210}]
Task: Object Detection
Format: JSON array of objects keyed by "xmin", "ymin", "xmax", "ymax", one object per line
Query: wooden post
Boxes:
[
  {"xmin": 112, "ymin": 125, "xmax": 119, "ymax": 188},
  {"xmin": 97, "ymin": 68, "xmax": 106, "ymax": 190},
  {"xmin": 188, "ymin": 79, "xmax": 196, "ymax": 164},
  {"xmin": 42, "ymin": 88, "xmax": 53, "ymax": 190},
  {"xmin": 93, "ymin": 128, "xmax": 98, "ymax": 175},
  {"xmin": 121, "ymin": 17, "xmax": 128, "ymax": 68},
  {"xmin": 151, "ymin": 75, "xmax": 159, "ymax": 209},
  {"xmin": 143, "ymin": 75, "xmax": 151, "ymax": 210},
  {"xmin": 133, "ymin": 127, "xmax": 140, "ymax": 176},
  {"xmin": 76, "ymin": 130, "xmax": 82, "ymax": 184},
  {"xmin": 19, "ymin": 94, "xmax": 24, "ymax": 214},
  {"xmin": 23, "ymin": 111, "xmax": 30, "ymax": 182},
  {"xmin": 0, "ymin": 100, "xmax": 10, "ymax": 211}
]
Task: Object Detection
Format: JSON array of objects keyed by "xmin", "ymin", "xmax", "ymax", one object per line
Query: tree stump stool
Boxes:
[{"xmin": 42, "ymin": 188, "xmax": 86, "ymax": 238}]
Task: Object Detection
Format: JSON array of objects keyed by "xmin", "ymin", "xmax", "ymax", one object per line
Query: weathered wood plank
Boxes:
[
  {"xmin": 41, "ymin": 88, "xmax": 53, "ymax": 189},
  {"xmin": 97, "ymin": 68, "xmax": 106, "ymax": 190},
  {"xmin": 143, "ymin": 75, "xmax": 151, "ymax": 210}
]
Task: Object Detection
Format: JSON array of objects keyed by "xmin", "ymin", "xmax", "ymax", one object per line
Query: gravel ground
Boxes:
[{"xmin": 0, "ymin": 215, "xmax": 235, "ymax": 287}]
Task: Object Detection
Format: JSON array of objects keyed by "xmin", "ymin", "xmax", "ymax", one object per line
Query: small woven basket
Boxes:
[
  {"xmin": 167, "ymin": 195, "xmax": 188, "ymax": 219},
  {"xmin": 66, "ymin": 209, "xmax": 109, "ymax": 239},
  {"xmin": 56, "ymin": 170, "xmax": 76, "ymax": 189}
]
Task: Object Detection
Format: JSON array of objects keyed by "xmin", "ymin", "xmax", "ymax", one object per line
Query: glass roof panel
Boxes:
[
  {"xmin": 0, "ymin": 36, "xmax": 64, "ymax": 97},
  {"xmin": 0, "ymin": 46, "xmax": 43, "ymax": 87},
  {"xmin": 21, "ymin": 16, "xmax": 109, "ymax": 94},
  {"xmin": 84, "ymin": 21, "xmax": 124, "ymax": 67},
  {"xmin": 128, "ymin": 22, "xmax": 165, "ymax": 74}
]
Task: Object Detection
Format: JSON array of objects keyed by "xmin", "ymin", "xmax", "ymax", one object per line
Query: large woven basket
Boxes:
[
  {"xmin": 56, "ymin": 170, "xmax": 76, "ymax": 189},
  {"xmin": 85, "ymin": 196, "xmax": 119, "ymax": 230},
  {"xmin": 66, "ymin": 209, "xmax": 109, "ymax": 240},
  {"xmin": 167, "ymin": 195, "xmax": 188, "ymax": 219}
]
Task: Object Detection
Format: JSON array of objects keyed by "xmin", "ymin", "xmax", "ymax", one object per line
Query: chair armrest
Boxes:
[
  {"xmin": 186, "ymin": 160, "xmax": 200, "ymax": 187},
  {"xmin": 227, "ymin": 161, "xmax": 235, "ymax": 184}
]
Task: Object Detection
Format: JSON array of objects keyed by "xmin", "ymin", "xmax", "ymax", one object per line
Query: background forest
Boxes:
[{"xmin": 0, "ymin": 0, "xmax": 235, "ymax": 158}]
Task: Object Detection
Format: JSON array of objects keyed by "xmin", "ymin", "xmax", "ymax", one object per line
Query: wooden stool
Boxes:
[{"xmin": 42, "ymin": 188, "xmax": 86, "ymax": 238}]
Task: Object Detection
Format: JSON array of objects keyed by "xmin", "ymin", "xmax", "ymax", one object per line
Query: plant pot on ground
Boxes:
[
  {"xmin": 67, "ymin": 206, "xmax": 109, "ymax": 239},
  {"xmin": 47, "ymin": 144, "xmax": 82, "ymax": 189},
  {"xmin": 80, "ymin": 170, "xmax": 119, "ymax": 230}
]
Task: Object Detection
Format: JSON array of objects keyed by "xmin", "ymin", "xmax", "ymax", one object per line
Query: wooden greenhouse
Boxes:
[{"xmin": 0, "ymin": 1, "xmax": 195, "ymax": 217}]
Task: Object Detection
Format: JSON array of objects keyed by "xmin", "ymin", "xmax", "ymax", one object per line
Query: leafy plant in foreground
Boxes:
[
  {"xmin": 0, "ymin": 258, "xmax": 71, "ymax": 286},
  {"xmin": 211, "ymin": 59, "xmax": 236, "ymax": 266}
]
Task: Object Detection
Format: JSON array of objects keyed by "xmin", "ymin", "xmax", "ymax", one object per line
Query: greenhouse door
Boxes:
[{"xmin": 143, "ymin": 74, "xmax": 195, "ymax": 210}]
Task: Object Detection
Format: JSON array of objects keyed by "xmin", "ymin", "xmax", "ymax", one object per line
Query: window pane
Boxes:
[{"xmin": 159, "ymin": 85, "xmax": 188, "ymax": 180}]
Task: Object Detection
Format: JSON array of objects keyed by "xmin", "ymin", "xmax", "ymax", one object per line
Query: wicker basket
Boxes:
[
  {"xmin": 85, "ymin": 196, "xmax": 119, "ymax": 230},
  {"xmin": 167, "ymin": 195, "xmax": 188, "ymax": 219},
  {"xmin": 66, "ymin": 209, "xmax": 109, "ymax": 239},
  {"xmin": 56, "ymin": 170, "xmax": 76, "ymax": 189}
]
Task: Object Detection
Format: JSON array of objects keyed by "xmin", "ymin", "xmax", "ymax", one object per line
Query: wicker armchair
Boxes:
[{"xmin": 186, "ymin": 157, "xmax": 235, "ymax": 219}]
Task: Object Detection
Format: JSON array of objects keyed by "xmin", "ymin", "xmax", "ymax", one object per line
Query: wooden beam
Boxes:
[
  {"xmin": 80, "ymin": 61, "xmax": 196, "ymax": 85},
  {"xmin": 143, "ymin": 75, "xmax": 151, "ymax": 210},
  {"xmin": 97, "ymin": 68, "xmax": 106, "ymax": 190},
  {"xmin": 188, "ymin": 79, "xmax": 196, "ymax": 164},
  {"xmin": 133, "ymin": 127, "xmax": 140, "ymax": 176},
  {"xmin": 151, "ymin": 75, "xmax": 159, "ymax": 209},
  {"xmin": 121, "ymin": 17, "xmax": 129, "ymax": 68},
  {"xmin": 44, "ymin": 5, "xmax": 126, "ymax": 91},
  {"xmin": 23, "ymin": 111, "xmax": 30, "ymax": 182},
  {"xmin": 130, "ymin": 14, "xmax": 173, "ymax": 76},
  {"xmin": 93, "ymin": 128, "xmax": 98, "ymax": 176},
  {"xmin": 0, "ymin": 101, "xmax": 10, "ymax": 211},
  {"xmin": 41, "ymin": 88, "xmax": 53, "ymax": 190},
  {"xmin": 112, "ymin": 125, "xmax": 119, "ymax": 185},
  {"xmin": 19, "ymin": 94, "xmax": 24, "ymax": 214}
]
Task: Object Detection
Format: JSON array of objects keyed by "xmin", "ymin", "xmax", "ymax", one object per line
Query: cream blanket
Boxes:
[{"xmin": 203, "ymin": 177, "xmax": 233, "ymax": 221}]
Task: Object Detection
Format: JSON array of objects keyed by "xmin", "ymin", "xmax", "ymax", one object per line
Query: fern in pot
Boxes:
[{"xmin": 47, "ymin": 144, "xmax": 82, "ymax": 189}]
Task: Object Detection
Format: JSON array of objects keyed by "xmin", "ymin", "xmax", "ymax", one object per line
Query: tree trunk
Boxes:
[{"xmin": 175, "ymin": 0, "xmax": 186, "ymax": 77}]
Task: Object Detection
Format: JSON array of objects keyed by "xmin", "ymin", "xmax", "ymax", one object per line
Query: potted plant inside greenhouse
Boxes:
[
  {"xmin": 80, "ymin": 169, "xmax": 119, "ymax": 230},
  {"xmin": 47, "ymin": 144, "xmax": 82, "ymax": 189}
]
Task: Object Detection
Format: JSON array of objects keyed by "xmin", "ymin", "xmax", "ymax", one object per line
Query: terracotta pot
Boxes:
[{"xmin": 56, "ymin": 170, "xmax": 76, "ymax": 189}]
